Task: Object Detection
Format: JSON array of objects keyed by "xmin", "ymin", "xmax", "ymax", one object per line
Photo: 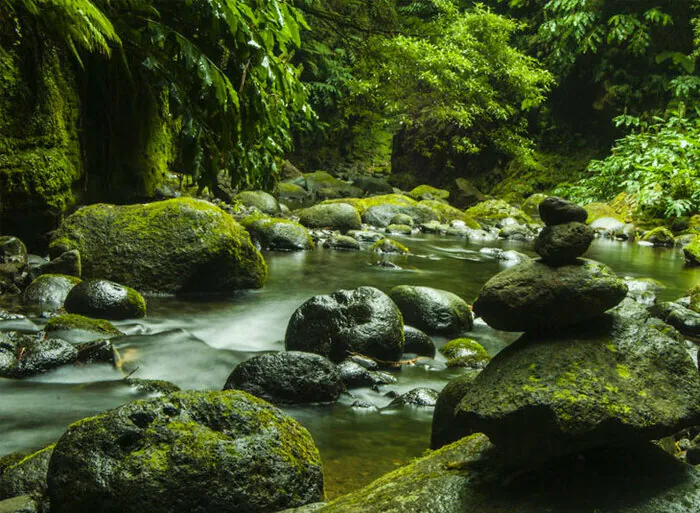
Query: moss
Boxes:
[
  {"xmin": 641, "ymin": 227, "xmax": 675, "ymax": 246},
  {"xmin": 439, "ymin": 338, "xmax": 488, "ymax": 360},
  {"xmin": 463, "ymin": 199, "xmax": 533, "ymax": 227},
  {"xmin": 45, "ymin": 313, "xmax": 122, "ymax": 335},
  {"xmin": 419, "ymin": 200, "xmax": 481, "ymax": 228},
  {"xmin": 322, "ymin": 194, "xmax": 416, "ymax": 215},
  {"xmin": 369, "ymin": 238, "xmax": 409, "ymax": 255},
  {"xmin": 684, "ymin": 236, "xmax": 700, "ymax": 266},
  {"xmin": 6, "ymin": 443, "xmax": 56, "ymax": 472},
  {"xmin": 689, "ymin": 215, "xmax": 700, "ymax": 233},
  {"xmin": 584, "ymin": 202, "xmax": 624, "ymax": 224},
  {"xmin": 409, "ymin": 185, "xmax": 450, "ymax": 201}
]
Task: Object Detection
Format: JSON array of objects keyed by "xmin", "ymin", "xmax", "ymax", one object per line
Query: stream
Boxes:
[{"xmin": 1, "ymin": 235, "xmax": 699, "ymax": 498}]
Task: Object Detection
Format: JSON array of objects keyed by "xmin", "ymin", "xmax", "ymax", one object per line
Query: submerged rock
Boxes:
[
  {"xmin": 473, "ymin": 259, "xmax": 627, "ymax": 332},
  {"xmin": 22, "ymin": 274, "xmax": 81, "ymax": 313},
  {"xmin": 285, "ymin": 286, "xmax": 404, "ymax": 363},
  {"xmin": 223, "ymin": 351, "xmax": 344, "ymax": 404},
  {"xmin": 49, "ymin": 198, "xmax": 267, "ymax": 294},
  {"xmin": 453, "ymin": 313, "xmax": 700, "ymax": 462},
  {"xmin": 47, "ymin": 390, "xmax": 324, "ymax": 513},
  {"xmin": 389, "ymin": 286, "xmax": 472, "ymax": 336},
  {"xmin": 64, "ymin": 279, "xmax": 146, "ymax": 320}
]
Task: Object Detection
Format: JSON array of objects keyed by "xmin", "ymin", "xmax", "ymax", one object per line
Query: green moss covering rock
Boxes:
[
  {"xmin": 0, "ymin": 495, "xmax": 39, "ymax": 513},
  {"xmin": 454, "ymin": 313, "xmax": 700, "ymax": 463},
  {"xmin": 241, "ymin": 215, "xmax": 314, "ymax": 251},
  {"xmin": 683, "ymin": 236, "xmax": 700, "ymax": 266},
  {"xmin": 303, "ymin": 171, "xmax": 361, "ymax": 199},
  {"xmin": 49, "ymin": 198, "xmax": 267, "ymax": 294},
  {"xmin": 297, "ymin": 203, "xmax": 362, "ymax": 233},
  {"xmin": 277, "ymin": 182, "xmax": 313, "ymax": 210},
  {"xmin": 64, "ymin": 280, "xmax": 146, "ymax": 320},
  {"xmin": 418, "ymin": 200, "xmax": 481, "ymax": 228},
  {"xmin": 323, "ymin": 236, "xmax": 360, "ymax": 251},
  {"xmin": 641, "ymin": 227, "xmax": 676, "ymax": 247},
  {"xmin": 463, "ymin": 200, "xmax": 533, "ymax": 229},
  {"xmin": 584, "ymin": 202, "xmax": 624, "ymax": 225},
  {"xmin": 234, "ymin": 191, "xmax": 280, "ymax": 215},
  {"xmin": 385, "ymin": 224, "xmax": 412, "ymax": 235},
  {"xmin": 409, "ymin": 185, "xmax": 450, "ymax": 201},
  {"xmin": 430, "ymin": 373, "xmax": 478, "ymax": 449},
  {"xmin": 22, "ymin": 274, "xmax": 81, "ymax": 313},
  {"xmin": 0, "ymin": 444, "xmax": 54, "ymax": 501},
  {"xmin": 47, "ymin": 390, "xmax": 324, "ymax": 513},
  {"xmin": 440, "ymin": 338, "xmax": 488, "ymax": 361},
  {"xmin": 369, "ymin": 239, "xmax": 409, "ymax": 255},
  {"xmin": 39, "ymin": 249, "xmax": 81, "ymax": 278},
  {"xmin": 689, "ymin": 215, "xmax": 700, "ymax": 233},
  {"xmin": 521, "ymin": 193, "xmax": 548, "ymax": 218},
  {"xmin": 45, "ymin": 314, "xmax": 122, "ymax": 336}
]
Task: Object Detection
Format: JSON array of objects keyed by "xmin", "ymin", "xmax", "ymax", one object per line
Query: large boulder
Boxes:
[
  {"xmin": 453, "ymin": 314, "xmax": 700, "ymax": 462},
  {"xmin": 285, "ymin": 286, "xmax": 404, "ymax": 363},
  {"xmin": 47, "ymin": 390, "xmax": 324, "ymax": 513},
  {"xmin": 297, "ymin": 204, "xmax": 362, "ymax": 233},
  {"xmin": 234, "ymin": 190, "xmax": 280, "ymax": 215},
  {"xmin": 22, "ymin": 274, "xmax": 81, "ymax": 313},
  {"xmin": 389, "ymin": 286, "xmax": 472, "ymax": 336},
  {"xmin": 306, "ymin": 433, "xmax": 700, "ymax": 513},
  {"xmin": 49, "ymin": 199, "xmax": 266, "ymax": 294},
  {"xmin": 223, "ymin": 352, "xmax": 344, "ymax": 405},
  {"xmin": 64, "ymin": 279, "xmax": 146, "ymax": 320},
  {"xmin": 241, "ymin": 216, "xmax": 314, "ymax": 251},
  {"xmin": 473, "ymin": 259, "xmax": 627, "ymax": 332},
  {"xmin": 0, "ymin": 332, "xmax": 77, "ymax": 378}
]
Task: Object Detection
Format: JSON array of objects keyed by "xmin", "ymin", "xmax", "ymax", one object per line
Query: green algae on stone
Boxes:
[
  {"xmin": 418, "ymin": 200, "xmax": 481, "ymax": 228},
  {"xmin": 44, "ymin": 314, "xmax": 122, "ymax": 336},
  {"xmin": 440, "ymin": 338, "xmax": 488, "ymax": 361},
  {"xmin": 641, "ymin": 227, "xmax": 676, "ymax": 247},
  {"xmin": 297, "ymin": 203, "xmax": 362, "ymax": 232},
  {"xmin": 50, "ymin": 198, "xmax": 267, "ymax": 294},
  {"xmin": 48, "ymin": 390, "xmax": 324, "ymax": 513},
  {"xmin": 369, "ymin": 239, "xmax": 409, "ymax": 255},
  {"xmin": 409, "ymin": 185, "xmax": 450, "ymax": 201}
]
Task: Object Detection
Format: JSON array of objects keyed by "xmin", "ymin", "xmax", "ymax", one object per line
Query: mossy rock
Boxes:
[
  {"xmin": 641, "ymin": 227, "xmax": 676, "ymax": 247},
  {"xmin": 690, "ymin": 287, "xmax": 700, "ymax": 313},
  {"xmin": 234, "ymin": 191, "xmax": 280, "ymax": 215},
  {"xmin": 323, "ymin": 236, "xmax": 360, "ymax": 251},
  {"xmin": 369, "ymin": 239, "xmax": 409, "ymax": 255},
  {"xmin": 0, "ymin": 444, "xmax": 54, "ymax": 502},
  {"xmin": 463, "ymin": 200, "xmax": 533, "ymax": 229},
  {"xmin": 409, "ymin": 185, "xmax": 450, "ymax": 201},
  {"xmin": 303, "ymin": 171, "xmax": 359, "ymax": 197},
  {"xmin": 44, "ymin": 314, "xmax": 122, "ymax": 336},
  {"xmin": 39, "ymin": 249, "xmax": 81, "ymax": 278},
  {"xmin": 22, "ymin": 274, "xmax": 81, "ymax": 313},
  {"xmin": 389, "ymin": 213, "xmax": 413, "ymax": 226},
  {"xmin": 584, "ymin": 202, "xmax": 624, "ymax": 225},
  {"xmin": 47, "ymin": 390, "xmax": 324, "ymax": 513},
  {"xmin": 521, "ymin": 193, "xmax": 548, "ymax": 218},
  {"xmin": 362, "ymin": 199, "xmax": 438, "ymax": 228},
  {"xmin": 277, "ymin": 182, "xmax": 313, "ymax": 210},
  {"xmin": 689, "ymin": 215, "xmax": 700, "ymax": 233},
  {"xmin": 385, "ymin": 224, "xmax": 412, "ymax": 235},
  {"xmin": 64, "ymin": 279, "xmax": 146, "ymax": 320},
  {"xmin": 455, "ymin": 313, "xmax": 700, "ymax": 463},
  {"xmin": 297, "ymin": 203, "xmax": 362, "ymax": 233},
  {"xmin": 49, "ymin": 198, "xmax": 267, "ymax": 294},
  {"xmin": 419, "ymin": 200, "xmax": 480, "ymax": 228},
  {"xmin": 683, "ymin": 236, "xmax": 700, "ymax": 267},
  {"xmin": 439, "ymin": 338, "xmax": 488, "ymax": 361},
  {"xmin": 241, "ymin": 215, "xmax": 314, "ymax": 251}
]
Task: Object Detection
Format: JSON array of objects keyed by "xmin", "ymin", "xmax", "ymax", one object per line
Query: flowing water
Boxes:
[{"xmin": 1, "ymin": 235, "xmax": 699, "ymax": 497}]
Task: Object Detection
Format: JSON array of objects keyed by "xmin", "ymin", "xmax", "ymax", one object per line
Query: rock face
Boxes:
[
  {"xmin": 538, "ymin": 196, "xmax": 588, "ymax": 225},
  {"xmin": 307, "ymin": 434, "xmax": 700, "ymax": 513},
  {"xmin": 534, "ymin": 223, "xmax": 594, "ymax": 264},
  {"xmin": 50, "ymin": 199, "xmax": 266, "ymax": 294},
  {"xmin": 0, "ymin": 332, "xmax": 77, "ymax": 378},
  {"xmin": 473, "ymin": 259, "xmax": 627, "ymax": 332},
  {"xmin": 47, "ymin": 390, "xmax": 324, "ymax": 513},
  {"xmin": 389, "ymin": 286, "xmax": 472, "ymax": 336},
  {"xmin": 223, "ymin": 352, "xmax": 344, "ymax": 405},
  {"xmin": 297, "ymin": 204, "xmax": 362, "ymax": 233},
  {"xmin": 22, "ymin": 274, "xmax": 80, "ymax": 313},
  {"xmin": 453, "ymin": 314, "xmax": 700, "ymax": 462},
  {"xmin": 64, "ymin": 279, "xmax": 146, "ymax": 320},
  {"xmin": 285, "ymin": 287, "xmax": 404, "ymax": 363},
  {"xmin": 242, "ymin": 216, "xmax": 314, "ymax": 251}
]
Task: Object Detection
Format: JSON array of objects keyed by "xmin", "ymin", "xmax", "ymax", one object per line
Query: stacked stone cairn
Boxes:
[{"xmin": 433, "ymin": 196, "xmax": 700, "ymax": 469}]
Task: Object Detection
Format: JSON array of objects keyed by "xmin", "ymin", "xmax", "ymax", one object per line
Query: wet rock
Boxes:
[
  {"xmin": 439, "ymin": 338, "xmax": 489, "ymax": 368},
  {"xmin": 351, "ymin": 400, "xmax": 379, "ymax": 412},
  {"xmin": 323, "ymin": 235, "xmax": 360, "ymax": 251},
  {"xmin": 386, "ymin": 387, "xmax": 438, "ymax": 408},
  {"xmin": 0, "ymin": 445, "xmax": 53, "ymax": 501},
  {"xmin": 419, "ymin": 221, "xmax": 448, "ymax": 234},
  {"xmin": 22, "ymin": 274, "xmax": 81, "ymax": 313},
  {"xmin": 385, "ymin": 224, "xmax": 412, "ymax": 235},
  {"xmin": 75, "ymin": 340, "xmax": 118, "ymax": 365},
  {"xmin": 297, "ymin": 203, "xmax": 362, "ymax": 233},
  {"xmin": 47, "ymin": 390, "xmax": 324, "ymax": 513},
  {"xmin": 534, "ymin": 222, "xmax": 594, "ymax": 264},
  {"xmin": 0, "ymin": 332, "xmax": 78, "ymax": 378},
  {"xmin": 234, "ymin": 191, "xmax": 280, "ymax": 215},
  {"xmin": 684, "ymin": 237, "xmax": 700, "ymax": 266},
  {"xmin": 464, "ymin": 200, "xmax": 532, "ymax": 230},
  {"xmin": 402, "ymin": 326, "xmax": 435, "ymax": 358},
  {"xmin": 473, "ymin": 259, "xmax": 627, "ymax": 332},
  {"xmin": 124, "ymin": 378, "xmax": 182, "ymax": 395},
  {"xmin": 44, "ymin": 314, "xmax": 122, "ymax": 338},
  {"xmin": 590, "ymin": 216, "xmax": 626, "ymax": 237},
  {"xmin": 346, "ymin": 355, "xmax": 378, "ymax": 370},
  {"xmin": 241, "ymin": 216, "xmax": 314, "ymax": 251},
  {"xmin": 498, "ymin": 224, "xmax": 530, "ymax": 240},
  {"xmin": 538, "ymin": 197, "xmax": 588, "ymax": 226},
  {"xmin": 64, "ymin": 279, "xmax": 146, "ymax": 320},
  {"xmin": 39, "ymin": 250, "xmax": 81, "ymax": 278},
  {"xmin": 285, "ymin": 286, "xmax": 404, "ymax": 363},
  {"xmin": 369, "ymin": 239, "xmax": 409, "ymax": 255},
  {"xmin": 454, "ymin": 313, "xmax": 700, "ymax": 463},
  {"xmin": 389, "ymin": 286, "xmax": 472, "ymax": 336},
  {"xmin": 362, "ymin": 201, "xmax": 438, "ymax": 228},
  {"xmin": 49, "ymin": 198, "xmax": 267, "ymax": 294},
  {"xmin": 666, "ymin": 306, "xmax": 700, "ymax": 337},
  {"xmin": 431, "ymin": 373, "xmax": 478, "ymax": 449},
  {"xmin": 642, "ymin": 227, "xmax": 676, "ymax": 247},
  {"xmin": 223, "ymin": 351, "xmax": 344, "ymax": 404},
  {"xmin": 389, "ymin": 213, "xmax": 413, "ymax": 226},
  {"xmin": 614, "ymin": 223, "xmax": 636, "ymax": 241},
  {"xmin": 347, "ymin": 230, "xmax": 383, "ymax": 243},
  {"xmin": 277, "ymin": 183, "xmax": 313, "ymax": 211},
  {"xmin": 337, "ymin": 360, "xmax": 395, "ymax": 389}
]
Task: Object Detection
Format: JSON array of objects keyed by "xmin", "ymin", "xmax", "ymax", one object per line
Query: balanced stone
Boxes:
[
  {"xmin": 452, "ymin": 313, "xmax": 700, "ymax": 462},
  {"xmin": 473, "ymin": 259, "xmax": 627, "ymax": 332},
  {"xmin": 534, "ymin": 222, "xmax": 594, "ymax": 264},
  {"xmin": 538, "ymin": 196, "xmax": 588, "ymax": 226}
]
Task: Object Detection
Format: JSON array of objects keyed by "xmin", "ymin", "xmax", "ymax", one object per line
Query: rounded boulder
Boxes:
[
  {"xmin": 389, "ymin": 286, "xmax": 472, "ymax": 336},
  {"xmin": 64, "ymin": 279, "xmax": 146, "ymax": 320}
]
